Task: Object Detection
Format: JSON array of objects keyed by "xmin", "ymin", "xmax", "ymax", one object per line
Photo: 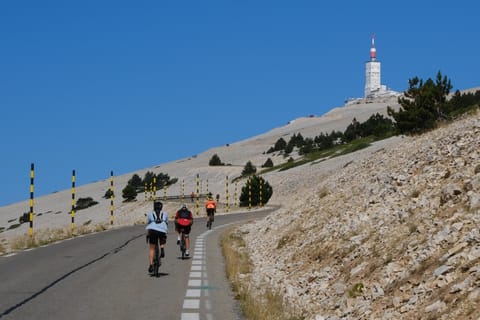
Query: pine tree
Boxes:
[
  {"xmin": 242, "ymin": 161, "xmax": 257, "ymax": 176},
  {"xmin": 262, "ymin": 158, "xmax": 274, "ymax": 168},
  {"xmin": 239, "ymin": 175, "xmax": 273, "ymax": 207},
  {"xmin": 122, "ymin": 184, "xmax": 137, "ymax": 202},
  {"xmin": 388, "ymin": 71, "xmax": 452, "ymax": 134},
  {"xmin": 209, "ymin": 154, "xmax": 224, "ymax": 166}
]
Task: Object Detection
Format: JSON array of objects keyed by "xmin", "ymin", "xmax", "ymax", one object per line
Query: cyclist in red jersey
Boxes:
[{"xmin": 174, "ymin": 204, "xmax": 193, "ymax": 256}]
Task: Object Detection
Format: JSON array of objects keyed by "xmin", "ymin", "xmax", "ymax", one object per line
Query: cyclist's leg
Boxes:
[
  {"xmin": 184, "ymin": 226, "xmax": 191, "ymax": 251},
  {"xmin": 179, "ymin": 227, "xmax": 185, "ymax": 249},
  {"xmin": 175, "ymin": 222, "xmax": 181, "ymax": 244},
  {"xmin": 206, "ymin": 209, "xmax": 213, "ymax": 227},
  {"xmin": 159, "ymin": 231, "xmax": 167, "ymax": 257},
  {"xmin": 147, "ymin": 230, "xmax": 158, "ymax": 270}
]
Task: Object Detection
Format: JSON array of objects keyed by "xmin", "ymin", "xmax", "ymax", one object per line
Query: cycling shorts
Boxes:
[
  {"xmin": 206, "ymin": 208, "xmax": 215, "ymax": 221},
  {"xmin": 175, "ymin": 223, "xmax": 192, "ymax": 235},
  {"xmin": 147, "ymin": 229, "xmax": 167, "ymax": 245}
]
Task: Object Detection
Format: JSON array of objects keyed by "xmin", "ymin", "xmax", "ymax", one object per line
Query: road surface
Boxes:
[{"xmin": 0, "ymin": 208, "xmax": 274, "ymax": 320}]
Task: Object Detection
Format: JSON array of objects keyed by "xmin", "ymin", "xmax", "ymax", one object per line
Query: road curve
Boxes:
[{"xmin": 0, "ymin": 207, "xmax": 275, "ymax": 320}]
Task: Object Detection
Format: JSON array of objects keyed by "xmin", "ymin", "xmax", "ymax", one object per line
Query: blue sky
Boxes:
[{"xmin": 1, "ymin": 1, "xmax": 478, "ymax": 207}]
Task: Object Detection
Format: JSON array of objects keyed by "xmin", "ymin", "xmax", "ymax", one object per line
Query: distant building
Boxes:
[{"xmin": 364, "ymin": 34, "xmax": 399, "ymax": 99}]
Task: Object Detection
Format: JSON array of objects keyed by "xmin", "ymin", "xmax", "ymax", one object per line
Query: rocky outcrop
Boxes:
[{"xmin": 241, "ymin": 111, "xmax": 480, "ymax": 319}]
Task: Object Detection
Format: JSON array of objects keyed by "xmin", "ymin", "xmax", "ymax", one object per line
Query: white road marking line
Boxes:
[
  {"xmin": 188, "ymin": 279, "xmax": 202, "ymax": 287},
  {"xmin": 186, "ymin": 289, "xmax": 201, "ymax": 297},
  {"xmin": 189, "ymin": 271, "xmax": 202, "ymax": 278},
  {"xmin": 183, "ymin": 299, "xmax": 200, "ymax": 309},
  {"xmin": 181, "ymin": 313, "xmax": 199, "ymax": 320}
]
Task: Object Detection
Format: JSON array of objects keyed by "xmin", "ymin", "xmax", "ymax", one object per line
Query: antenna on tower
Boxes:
[{"xmin": 370, "ymin": 33, "xmax": 377, "ymax": 61}]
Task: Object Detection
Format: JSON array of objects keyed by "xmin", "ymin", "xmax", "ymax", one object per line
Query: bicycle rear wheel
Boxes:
[
  {"xmin": 180, "ymin": 234, "xmax": 186, "ymax": 259},
  {"xmin": 153, "ymin": 245, "xmax": 160, "ymax": 277}
]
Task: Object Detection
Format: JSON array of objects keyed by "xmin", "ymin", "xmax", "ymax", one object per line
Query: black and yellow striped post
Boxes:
[
  {"xmin": 225, "ymin": 175, "xmax": 229, "ymax": 212},
  {"xmin": 144, "ymin": 182, "xmax": 147, "ymax": 201},
  {"xmin": 259, "ymin": 176, "xmax": 263, "ymax": 207},
  {"xmin": 71, "ymin": 170, "xmax": 76, "ymax": 231},
  {"xmin": 181, "ymin": 179, "xmax": 185, "ymax": 201},
  {"xmin": 234, "ymin": 182, "xmax": 238, "ymax": 207},
  {"xmin": 163, "ymin": 181, "xmax": 167, "ymax": 201},
  {"xmin": 248, "ymin": 178, "xmax": 252, "ymax": 210},
  {"xmin": 206, "ymin": 179, "xmax": 209, "ymax": 196},
  {"xmin": 29, "ymin": 163, "xmax": 34, "ymax": 236},
  {"xmin": 110, "ymin": 170, "xmax": 114, "ymax": 225},
  {"xmin": 153, "ymin": 177, "xmax": 157, "ymax": 200},
  {"xmin": 195, "ymin": 174, "xmax": 200, "ymax": 215}
]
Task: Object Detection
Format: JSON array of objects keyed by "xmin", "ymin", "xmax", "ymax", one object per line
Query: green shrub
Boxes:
[
  {"xmin": 122, "ymin": 184, "xmax": 137, "ymax": 202},
  {"xmin": 262, "ymin": 158, "xmax": 274, "ymax": 168},
  {"xmin": 103, "ymin": 189, "xmax": 114, "ymax": 199},
  {"xmin": 241, "ymin": 161, "xmax": 257, "ymax": 176},
  {"xmin": 19, "ymin": 212, "xmax": 30, "ymax": 224},
  {"xmin": 75, "ymin": 197, "xmax": 98, "ymax": 210},
  {"xmin": 209, "ymin": 154, "xmax": 224, "ymax": 166}
]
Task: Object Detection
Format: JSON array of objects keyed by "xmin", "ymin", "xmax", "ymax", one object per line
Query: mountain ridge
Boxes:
[{"xmin": 0, "ymin": 94, "xmax": 401, "ymax": 252}]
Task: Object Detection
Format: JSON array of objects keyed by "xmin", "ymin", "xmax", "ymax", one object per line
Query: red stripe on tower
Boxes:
[{"xmin": 370, "ymin": 33, "xmax": 377, "ymax": 60}]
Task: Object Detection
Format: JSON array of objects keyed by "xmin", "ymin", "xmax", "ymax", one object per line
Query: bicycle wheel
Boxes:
[
  {"xmin": 180, "ymin": 234, "xmax": 186, "ymax": 260},
  {"xmin": 153, "ymin": 245, "xmax": 160, "ymax": 277}
]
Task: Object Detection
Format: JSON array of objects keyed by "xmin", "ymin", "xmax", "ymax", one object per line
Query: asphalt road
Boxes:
[{"xmin": 0, "ymin": 208, "xmax": 274, "ymax": 320}]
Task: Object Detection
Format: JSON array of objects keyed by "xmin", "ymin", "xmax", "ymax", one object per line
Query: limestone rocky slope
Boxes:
[{"xmin": 240, "ymin": 111, "xmax": 480, "ymax": 320}]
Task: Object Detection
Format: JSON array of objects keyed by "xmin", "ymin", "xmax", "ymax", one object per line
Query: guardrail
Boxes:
[{"xmin": 152, "ymin": 194, "xmax": 210, "ymax": 201}]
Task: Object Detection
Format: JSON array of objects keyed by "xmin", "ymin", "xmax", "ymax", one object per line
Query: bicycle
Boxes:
[
  {"xmin": 152, "ymin": 242, "xmax": 161, "ymax": 277},
  {"xmin": 206, "ymin": 209, "xmax": 215, "ymax": 230},
  {"xmin": 179, "ymin": 231, "xmax": 187, "ymax": 259}
]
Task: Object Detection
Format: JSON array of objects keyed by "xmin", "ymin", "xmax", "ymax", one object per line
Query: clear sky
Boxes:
[{"xmin": 1, "ymin": 1, "xmax": 478, "ymax": 207}]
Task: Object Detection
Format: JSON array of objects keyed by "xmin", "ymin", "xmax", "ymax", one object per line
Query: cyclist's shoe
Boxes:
[
  {"xmin": 185, "ymin": 250, "xmax": 190, "ymax": 257},
  {"xmin": 177, "ymin": 239, "xmax": 180, "ymax": 245},
  {"xmin": 148, "ymin": 265, "xmax": 153, "ymax": 273},
  {"xmin": 160, "ymin": 248, "xmax": 165, "ymax": 258}
]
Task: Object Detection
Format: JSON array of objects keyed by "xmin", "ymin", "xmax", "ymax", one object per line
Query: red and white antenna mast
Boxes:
[{"xmin": 370, "ymin": 33, "xmax": 377, "ymax": 61}]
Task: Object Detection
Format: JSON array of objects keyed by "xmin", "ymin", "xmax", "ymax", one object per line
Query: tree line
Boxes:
[
  {"xmin": 266, "ymin": 71, "xmax": 480, "ymax": 156},
  {"xmin": 121, "ymin": 171, "xmax": 177, "ymax": 202}
]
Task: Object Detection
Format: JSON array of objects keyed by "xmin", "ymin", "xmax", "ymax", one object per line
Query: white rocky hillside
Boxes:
[
  {"xmin": 240, "ymin": 110, "xmax": 480, "ymax": 319},
  {"xmin": 0, "ymin": 96, "xmax": 400, "ymax": 252}
]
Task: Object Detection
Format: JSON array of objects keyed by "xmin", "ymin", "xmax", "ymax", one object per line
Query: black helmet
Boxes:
[{"xmin": 154, "ymin": 201, "xmax": 163, "ymax": 211}]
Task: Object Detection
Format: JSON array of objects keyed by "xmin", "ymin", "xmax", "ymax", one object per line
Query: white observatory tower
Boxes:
[{"xmin": 364, "ymin": 33, "xmax": 383, "ymax": 98}]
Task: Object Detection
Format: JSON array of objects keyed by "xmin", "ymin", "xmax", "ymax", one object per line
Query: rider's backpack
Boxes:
[
  {"xmin": 178, "ymin": 208, "xmax": 191, "ymax": 219},
  {"xmin": 154, "ymin": 212, "xmax": 165, "ymax": 224}
]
